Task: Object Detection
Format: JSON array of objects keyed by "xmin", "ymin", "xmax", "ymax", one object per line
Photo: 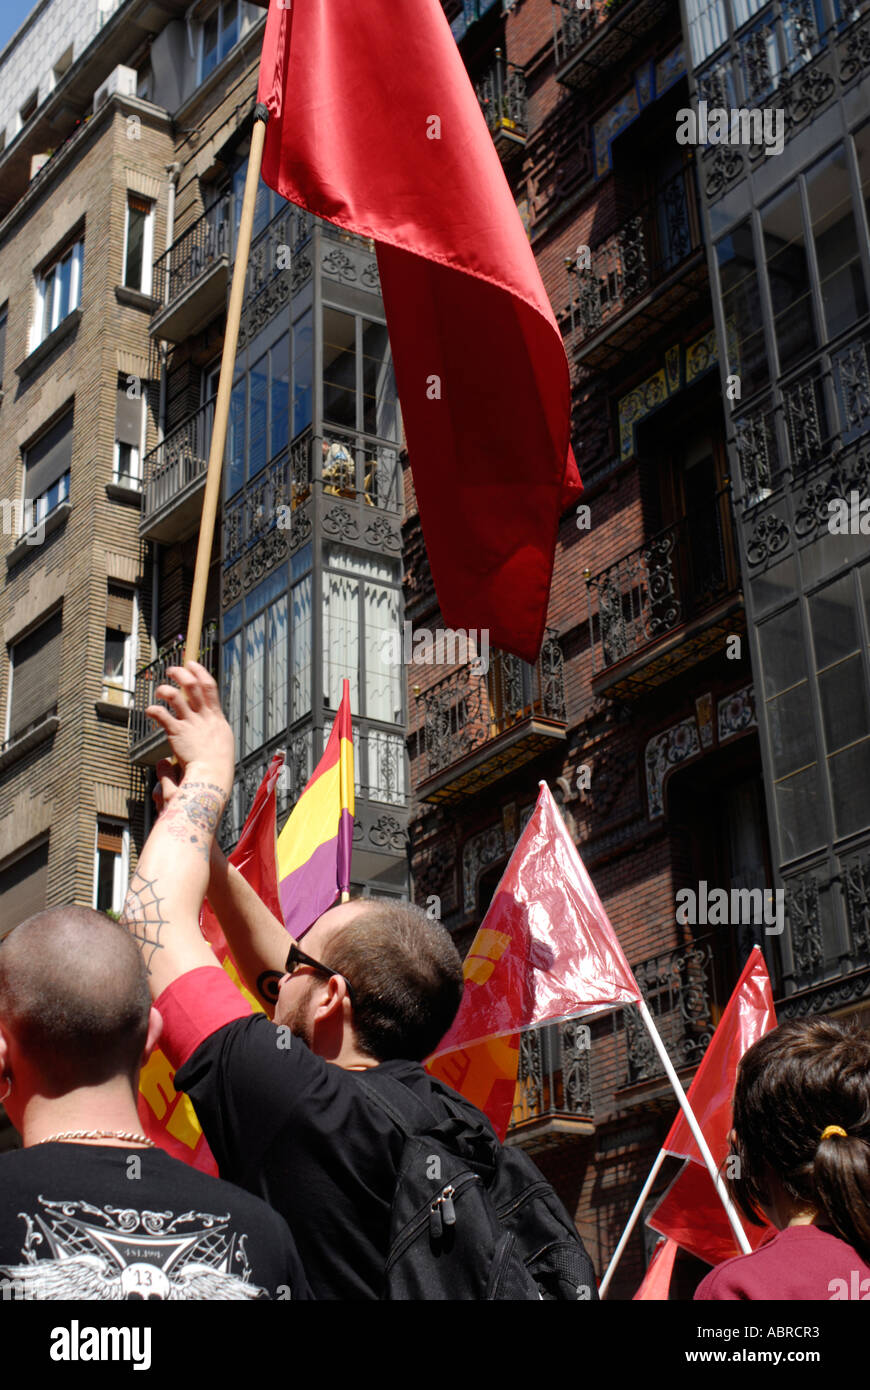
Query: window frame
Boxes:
[
  {"xmin": 102, "ymin": 586, "xmax": 139, "ymax": 707},
  {"xmin": 93, "ymin": 818, "xmax": 130, "ymax": 916},
  {"xmin": 122, "ymin": 194, "xmax": 155, "ymax": 296},
  {"xmin": 32, "ymin": 237, "xmax": 83, "ymax": 351}
]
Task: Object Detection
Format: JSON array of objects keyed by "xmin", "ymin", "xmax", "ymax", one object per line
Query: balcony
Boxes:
[
  {"xmin": 151, "ymin": 197, "xmax": 231, "ymax": 342},
  {"xmin": 551, "ymin": 0, "xmax": 674, "ymax": 88},
  {"xmin": 506, "ymin": 1020, "xmax": 594, "ymax": 1153},
  {"xmin": 585, "ymin": 489, "xmax": 742, "ymax": 700},
  {"xmin": 566, "ymin": 167, "xmax": 706, "ymax": 371},
  {"xmin": 140, "ymin": 398, "xmax": 215, "ymax": 544},
  {"xmin": 414, "ymin": 630, "xmax": 567, "ymax": 805},
  {"xmin": 475, "ymin": 50, "xmax": 528, "ymax": 162},
  {"xmin": 617, "ymin": 937, "xmax": 716, "ymax": 1090},
  {"xmin": 129, "ymin": 625, "xmax": 218, "ymax": 765}
]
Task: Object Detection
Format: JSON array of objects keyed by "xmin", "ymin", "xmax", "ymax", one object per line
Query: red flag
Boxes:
[
  {"xmin": 647, "ymin": 946, "xmax": 776, "ymax": 1266},
  {"xmin": 633, "ymin": 1237, "xmax": 678, "ymax": 1301},
  {"xmin": 426, "ymin": 1035, "xmax": 520, "ymax": 1143},
  {"xmin": 138, "ymin": 755, "xmax": 283, "ymax": 1168},
  {"xmin": 430, "ymin": 782, "xmax": 640, "ymax": 1057},
  {"xmin": 256, "ymin": 0, "xmax": 581, "ymax": 662}
]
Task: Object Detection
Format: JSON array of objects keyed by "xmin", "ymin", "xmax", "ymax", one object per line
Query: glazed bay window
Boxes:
[
  {"xmin": 227, "ymin": 333, "xmax": 289, "ymax": 496},
  {"xmin": 33, "ymin": 237, "xmax": 83, "ymax": 349},
  {"xmin": 322, "ymin": 546, "xmax": 402, "ymax": 723},
  {"xmin": 807, "ymin": 144, "xmax": 869, "ymax": 341},
  {"xmin": 810, "ymin": 572, "xmax": 870, "ymax": 841},
  {"xmin": 123, "ymin": 194, "xmax": 154, "ymax": 295},
  {"xmin": 716, "ymin": 222, "xmax": 769, "ymax": 399},
  {"xmin": 24, "ymin": 408, "xmax": 73, "ymax": 528},
  {"xmin": 324, "ymin": 307, "xmax": 397, "ymax": 442},
  {"xmin": 685, "ymin": 0, "xmax": 727, "ymax": 65},
  {"xmin": 762, "ymin": 186, "xmax": 817, "ymax": 374},
  {"xmin": 759, "ymin": 602, "xmax": 824, "ymax": 863}
]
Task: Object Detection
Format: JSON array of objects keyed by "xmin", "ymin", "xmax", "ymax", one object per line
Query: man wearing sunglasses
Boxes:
[{"xmin": 123, "ymin": 662, "xmax": 466, "ymax": 1299}]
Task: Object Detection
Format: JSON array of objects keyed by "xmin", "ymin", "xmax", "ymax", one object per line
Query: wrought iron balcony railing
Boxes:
[
  {"xmin": 130, "ymin": 624, "xmax": 218, "ymax": 757},
  {"xmin": 141, "ymin": 397, "xmax": 215, "ymax": 532},
  {"xmin": 620, "ymin": 936, "xmax": 716, "ymax": 1087},
  {"xmin": 509, "ymin": 1020, "xmax": 593, "ymax": 1137},
  {"xmin": 414, "ymin": 629, "xmax": 566, "ymax": 784},
  {"xmin": 152, "ymin": 196, "xmax": 231, "ymax": 314},
  {"xmin": 585, "ymin": 489, "xmax": 737, "ymax": 675},
  {"xmin": 475, "ymin": 50, "xmax": 528, "ymax": 141},
  {"xmin": 567, "ymin": 166, "xmax": 702, "ymax": 349},
  {"xmin": 551, "ymin": 0, "xmax": 672, "ymax": 85}
]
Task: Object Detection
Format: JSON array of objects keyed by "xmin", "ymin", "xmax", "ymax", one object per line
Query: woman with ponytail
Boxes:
[{"xmin": 695, "ymin": 1016, "xmax": 870, "ymax": 1300}]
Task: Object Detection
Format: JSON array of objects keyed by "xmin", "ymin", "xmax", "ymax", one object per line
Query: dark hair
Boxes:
[
  {"xmin": 0, "ymin": 905, "xmax": 151, "ymax": 1090},
  {"xmin": 320, "ymin": 900, "xmax": 463, "ymax": 1062},
  {"xmin": 727, "ymin": 1017, "xmax": 870, "ymax": 1259}
]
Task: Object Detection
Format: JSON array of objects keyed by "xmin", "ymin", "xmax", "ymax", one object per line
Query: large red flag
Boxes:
[
  {"xmin": 647, "ymin": 946, "xmax": 776, "ymax": 1266},
  {"xmin": 430, "ymin": 782, "xmax": 640, "ymax": 1058},
  {"xmin": 137, "ymin": 755, "xmax": 282, "ymax": 1168},
  {"xmin": 256, "ymin": 0, "xmax": 582, "ymax": 663}
]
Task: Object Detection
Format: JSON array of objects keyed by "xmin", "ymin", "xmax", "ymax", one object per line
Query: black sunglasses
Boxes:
[{"xmin": 284, "ymin": 941, "xmax": 356, "ymax": 1006}]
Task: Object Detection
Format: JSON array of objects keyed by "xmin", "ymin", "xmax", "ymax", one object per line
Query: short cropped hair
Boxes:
[
  {"xmin": 0, "ymin": 905, "xmax": 151, "ymax": 1090},
  {"xmin": 320, "ymin": 900, "xmax": 463, "ymax": 1062},
  {"xmin": 728, "ymin": 1017, "xmax": 870, "ymax": 1259}
]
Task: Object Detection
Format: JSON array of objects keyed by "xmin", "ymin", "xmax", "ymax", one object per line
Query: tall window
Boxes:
[
  {"xmin": 685, "ymin": 0, "xmax": 727, "ymax": 65},
  {"xmin": 103, "ymin": 583, "xmax": 137, "ymax": 707},
  {"xmin": 323, "ymin": 307, "xmax": 397, "ymax": 439},
  {"xmin": 762, "ymin": 187, "xmax": 817, "ymax": 373},
  {"xmin": 322, "ymin": 546, "xmax": 403, "ymax": 722},
  {"xmin": 222, "ymin": 560, "xmax": 297, "ymax": 758},
  {"xmin": 200, "ymin": 2, "xmax": 260, "ymax": 82},
  {"xmin": 806, "ymin": 144, "xmax": 868, "ymax": 341},
  {"xmin": 115, "ymin": 382, "xmax": 144, "ymax": 488},
  {"xmin": 24, "ymin": 408, "xmax": 73, "ymax": 528},
  {"xmin": 716, "ymin": 222, "xmax": 769, "ymax": 399},
  {"xmin": 6, "ymin": 610, "xmax": 62, "ymax": 744},
  {"xmin": 124, "ymin": 195, "xmax": 154, "ymax": 294},
  {"xmin": 94, "ymin": 820, "xmax": 129, "ymax": 915},
  {"xmin": 33, "ymin": 237, "xmax": 83, "ymax": 349},
  {"xmin": 227, "ymin": 333, "xmax": 289, "ymax": 496}
]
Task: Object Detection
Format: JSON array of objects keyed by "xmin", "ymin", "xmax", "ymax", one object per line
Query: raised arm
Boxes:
[
  {"xmin": 121, "ymin": 662, "xmax": 235, "ymax": 998},
  {"xmin": 206, "ymin": 843, "xmax": 289, "ymax": 1015}
]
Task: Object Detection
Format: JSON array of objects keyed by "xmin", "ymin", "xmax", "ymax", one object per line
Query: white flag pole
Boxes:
[
  {"xmin": 636, "ymin": 996, "xmax": 751, "ymax": 1254},
  {"xmin": 598, "ymin": 1148, "xmax": 667, "ymax": 1299}
]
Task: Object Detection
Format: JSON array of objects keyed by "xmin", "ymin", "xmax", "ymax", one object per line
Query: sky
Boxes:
[{"xmin": 0, "ymin": 0, "xmax": 45, "ymax": 56}]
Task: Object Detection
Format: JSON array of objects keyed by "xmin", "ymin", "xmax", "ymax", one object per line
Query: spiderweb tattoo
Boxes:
[{"xmin": 121, "ymin": 874, "xmax": 170, "ymax": 975}]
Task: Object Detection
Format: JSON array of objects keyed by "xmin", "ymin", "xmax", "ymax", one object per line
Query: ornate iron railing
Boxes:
[
  {"xmin": 475, "ymin": 50, "xmax": 528, "ymax": 137},
  {"xmin": 621, "ymin": 937, "xmax": 716, "ymax": 1086},
  {"xmin": 551, "ymin": 0, "xmax": 608, "ymax": 67},
  {"xmin": 142, "ymin": 397, "xmax": 215, "ymax": 525},
  {"xmin": 223, "ymin": 429, "xmax": 314, "ymax": 568},
  {"xmin": 510, "ymin": 1019, "xmax": 593, "ymax": 1130},
  {"xmin": 585, "ymin": 489, "xmax": 735, "ymax": 671},
  {"xmin": 242, "ymin": 203, "xmax": 312, "ymax": 301},
  {"xmin": 415, "ymin": 629, "xmax": 566, "ymax": 781},
  {"xmin": 567, "ymin": 166, "xmax": 701, "ymax": 345},
  {"xmin": 130, "ymin": 624, "xmax": 218, "ymax": 753},
  {"xmin": 152, "ymin": 195, "xmax": 231, "ymax": 311}
]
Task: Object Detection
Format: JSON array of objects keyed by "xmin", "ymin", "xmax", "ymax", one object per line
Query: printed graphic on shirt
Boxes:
[{"xmin": 0, "ymin": 1197, "xmax": 268, "ymax": 1300}]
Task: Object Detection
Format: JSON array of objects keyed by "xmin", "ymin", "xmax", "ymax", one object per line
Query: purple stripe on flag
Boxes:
[
  {"xmin": 279, "ymin": 835, "xmax": 341, "ymax": 940},
  {"xmin": 337, "ymin": 805, "xmax": 354, "ymax": 894}
]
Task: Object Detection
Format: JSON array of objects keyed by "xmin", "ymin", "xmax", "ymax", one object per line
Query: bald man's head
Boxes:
[{"xmin": 0, "ymin": 906, "xmax": 151, "ymax": 1091}]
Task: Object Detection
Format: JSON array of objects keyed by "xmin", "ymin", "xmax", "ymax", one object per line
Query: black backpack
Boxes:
[{"xmin": 357, "ymin": 1068, "xmax": 599, "ymax": 1301}]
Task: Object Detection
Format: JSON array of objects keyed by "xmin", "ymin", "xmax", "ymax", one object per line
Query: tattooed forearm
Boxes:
[
  {"xmin": 121, "ymin": 874, "xmax": 169, "ymax": 974},
  {"xmin": 159, "ymin": 781, "xmax": 227, "ymax": 861}
]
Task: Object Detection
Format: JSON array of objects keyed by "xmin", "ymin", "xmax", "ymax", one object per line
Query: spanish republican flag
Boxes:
[
  {"xmin": 277, "ymin": 678, "xmax": 354, "ymax": 940},
  {"xmin": 255, "ymin": 0, "xmax": 581, "ymax": 663}
]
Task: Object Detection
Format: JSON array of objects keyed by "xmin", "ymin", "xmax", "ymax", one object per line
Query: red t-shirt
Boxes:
[{"xmin": 694, "ymin": 1224, "xmax": 870, "ymax": 1300}]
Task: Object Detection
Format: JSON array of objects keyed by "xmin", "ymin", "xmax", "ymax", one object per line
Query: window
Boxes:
[
  {"xmin": 6, "ymin": 609, "xmax": 62, "ymax": 744},
  {"xmin": 200, "ymin": 1, "xmax": 259, "ymax": 82},
  {"xmin": 19, "ymin": 92, "xmax": 38, "ymax": 130},
  {"xmin": 24, "ymin": 408, "xmax": 73, "ymax": 529},
  {"xmin": 0, "ymin": 840, "xmax": 49, "ymax": 934},
  {"xmin": 103, "ymin": 584, "xmax": 137, "ymax": 706},
  {"xmin": 52, "ymin": 45, "xmax": 74, "ymax": 89},
  {"xmin": 114, "ymin": 383, "xmax": 143, "ymax": 487},
  {"xmin": 758, "ymin": 603, "xmax": 825, "ymax": 862},
  {"xmin": 123, "ymin": 195, "xmax": 154, "ymax": 294},
  {"xmin": 762, "ymin": 188, "xmax": 817, "ymax": 373},
  {"xmin": 0, "ymin": 303, "xmax": 7, "ymax": 392},
  {"xmin": 33, "ymin": 237, "xmax": 83, "ymax": 349},
  {"xmin": 222, "ymin": 562, "xmax": 293, "ymax": 758},
  {"xmin": 323, "ymin": 545, "xmax": 403, "ymax": 723},
  {"xmin": 806, "ymin": 145, "xmax": 868, "ymax": 341},
  {"xmin": 809, "ymin": 575, "xmax": 870, "ymax": 840},
  {"xmin": 94, "ymin": 820, "xmax": 129, "ymax": 915},
  {"xmin": 293, "ymin": 309, "xmax": 313, "ymax": 437},
  {"xmin": 716, "ymin": 222, "xmax": 769, "ymax": 400},
  {"xmin": 685, "ymin": 0, "xmax": 727, "ymax": 65},
  {"xmin": 323, "ymin": 308, "xmax": 397, "ymax": 439},
  {"xmin": 226, "ymin": 333, "xmax": 290, "ymax": 497}
]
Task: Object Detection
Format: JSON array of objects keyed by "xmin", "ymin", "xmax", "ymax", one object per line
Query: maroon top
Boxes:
[{"xmin": 694, "ymin": 1225, "xmax": 870, "ymax": 1300}]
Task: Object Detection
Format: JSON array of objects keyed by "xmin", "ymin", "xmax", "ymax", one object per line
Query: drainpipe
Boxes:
[{"xmin": 152, "ymin": 162, "xmax": 182, "ymax": 664}]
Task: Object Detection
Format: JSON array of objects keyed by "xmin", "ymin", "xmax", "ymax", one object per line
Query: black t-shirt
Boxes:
[
  {"xmin": 0, "ymin": 1143, "xmax": 310, "ymax": 1300},
  {"xmin": 176, "ymin": 1017, "xmax": 442, "ymax": 1300}
]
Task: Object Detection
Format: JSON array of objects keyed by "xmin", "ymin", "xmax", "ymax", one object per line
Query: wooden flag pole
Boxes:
[
  {"xmin": 636, "ymin": 996, "xmax": 752, "ymax": 1254},
  {"xmin": 185, "ymin": 107, "xmax": 269, "ymax": 665},
  {"xmin": 598, "ymin": 1149, "xmax": 667, "ymax": 1299}
]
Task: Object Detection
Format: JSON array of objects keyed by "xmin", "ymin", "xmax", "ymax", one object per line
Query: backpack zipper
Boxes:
[{"xmin": 386, "ymin": 1173, "xmax": 480, "ymax": 1270}]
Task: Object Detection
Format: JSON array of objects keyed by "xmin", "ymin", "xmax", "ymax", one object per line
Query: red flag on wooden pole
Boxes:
[{"xmin": 255, "ymin": 0, "xmax": 581, "ymax": 662}]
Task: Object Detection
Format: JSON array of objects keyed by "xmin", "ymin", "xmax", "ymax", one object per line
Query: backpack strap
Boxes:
[{"xmin": 356, "ymin": 1069, "xmax": 444, "ymax": 1139}]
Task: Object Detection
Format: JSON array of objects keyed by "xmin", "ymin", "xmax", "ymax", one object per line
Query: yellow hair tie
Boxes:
[{"xmin": 820, "ymin": 1125, "xmax": 847, "ymax": 1141}]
